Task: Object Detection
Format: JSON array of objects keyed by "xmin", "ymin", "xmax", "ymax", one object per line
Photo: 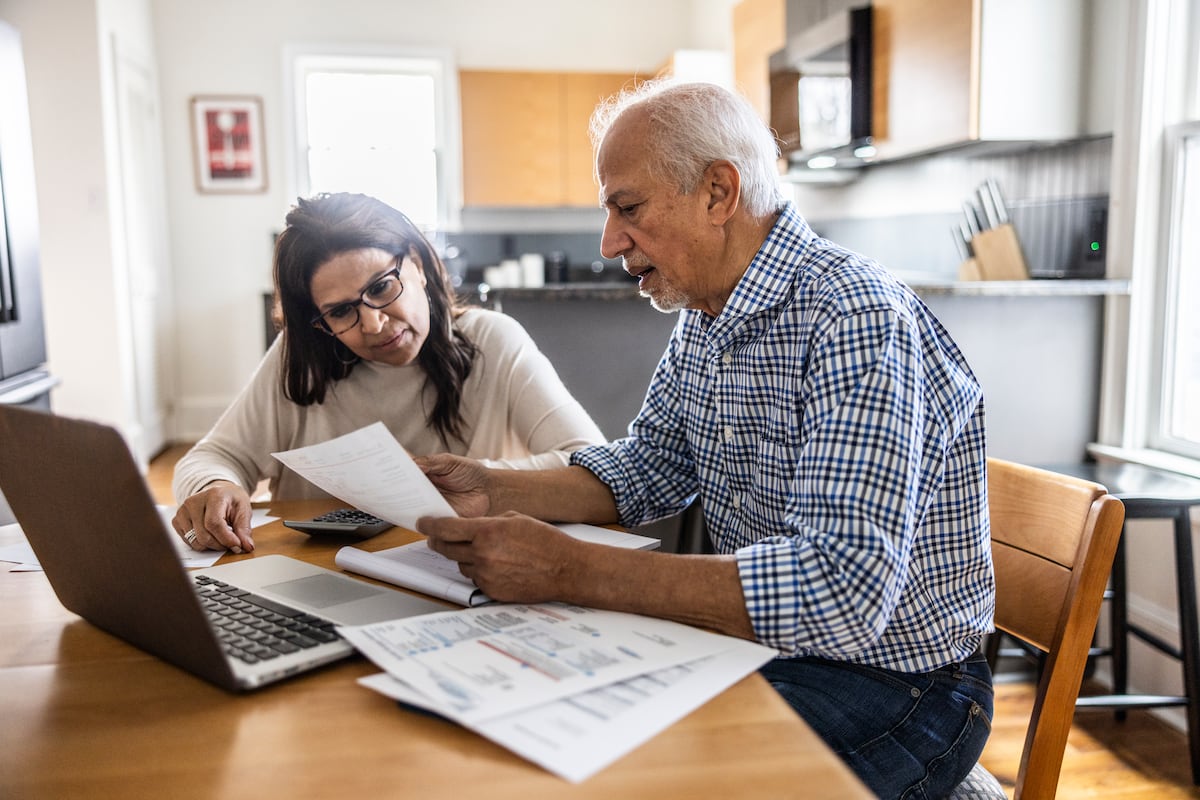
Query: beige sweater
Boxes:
[{"xmin": 172, "ymin": 308, "xmax": 604, "ymax": 502}]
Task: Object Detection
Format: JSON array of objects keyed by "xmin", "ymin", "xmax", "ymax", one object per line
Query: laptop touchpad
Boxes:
[{"xmin": 265, "ymin": 574, "xmax": 380, "ymax": 609}]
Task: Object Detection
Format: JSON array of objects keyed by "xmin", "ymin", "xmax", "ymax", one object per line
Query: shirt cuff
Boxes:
[
  {"xmin": 570, "ymin": 444, "xmax": 643, "ymax": 527},
  {"xmin": 735, "ymin": 537, "xmax": 806, "ymax": 654}
]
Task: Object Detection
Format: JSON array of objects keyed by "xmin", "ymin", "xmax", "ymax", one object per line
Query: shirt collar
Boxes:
[{"xmin": 700, "ymin": 202, "xmax": 816, "ymax": 337}]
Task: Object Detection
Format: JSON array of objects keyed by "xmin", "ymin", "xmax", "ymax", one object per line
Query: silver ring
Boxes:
[{"xmin": 184, "ymin": 529, "xmax": 198, "ymax": 546}]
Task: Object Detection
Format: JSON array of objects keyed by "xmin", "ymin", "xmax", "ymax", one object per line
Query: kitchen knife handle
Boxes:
[
  {"xmin": 962, "ymin": 202, "xmax": 982, "ymax": 237},
  {"xmin": 986, "ymin": 178, "xmax": 1010, "ymax": 224},
  {"xmin": 952, "ymin": 225, "xmax": 970, "ymax": 261}
]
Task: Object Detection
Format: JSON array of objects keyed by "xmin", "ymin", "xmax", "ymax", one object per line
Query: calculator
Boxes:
[{"xmin": 282, "ymin": 508, "xmax": 394, "ymax": 540}]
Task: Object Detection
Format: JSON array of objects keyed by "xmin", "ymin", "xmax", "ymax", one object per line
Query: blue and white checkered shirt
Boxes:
[{"xmin": 572, "ymin": 203, "xmax": 994, "ymax": 672}]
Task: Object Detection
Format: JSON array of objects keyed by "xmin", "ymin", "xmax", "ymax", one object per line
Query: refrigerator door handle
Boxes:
[
  {"xmin": 0, "ymin": 372, "xmax": 59, "ymax": 405},
  {"xmin": 0, "ymin": 166, "xmax": 13, "ymax": 323}
]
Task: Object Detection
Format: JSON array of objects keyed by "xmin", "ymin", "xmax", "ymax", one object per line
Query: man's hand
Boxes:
[
  {"xmin": 172, "ymin": 480, "xmax": 254, "ymax": 553},
  {"xmin": 419, "ymin": 512, "xmax": 577, "ymax": 602},
  {"xmin": 415, "ymin": 453, "xmax": 493, "ymax": 518}
]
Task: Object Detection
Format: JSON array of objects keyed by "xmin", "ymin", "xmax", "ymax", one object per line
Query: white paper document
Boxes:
[
  {"xmin": 337, "ymin": 602, "xmax": 772, "ymax": 725},
  {"xmin": 271, "ymin": 421, "xmax": 455, "ymax": 530},
  {"xmin": 0, "ymin": 523, "xmax": 39, "ymax": 570},
  {"xmin": 0, "ymin": 508, "xmax": 277, "ymax": 571},
  {"xmin": 359, "ymin": 641, "xmax": 774, "ymax": 783},
  {"xmin": 160, "ymin": 505, "xmax": 278, "ymax": 568}
]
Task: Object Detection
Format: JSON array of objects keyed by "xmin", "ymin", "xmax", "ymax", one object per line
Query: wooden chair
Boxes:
[{"xmin": 951, "ymin": 458, "xmax": 1125, "ymax": 799}]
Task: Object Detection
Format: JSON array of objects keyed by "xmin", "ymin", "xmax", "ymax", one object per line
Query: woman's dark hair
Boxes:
[{"xmin": 272, "ymin": 192, "xmax": 477, "ymax": 445}]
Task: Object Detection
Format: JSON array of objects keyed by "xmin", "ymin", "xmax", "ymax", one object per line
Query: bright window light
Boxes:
[
  {"xmin": 289, "ymin": 51, "xmax": 458, "ymax": 233},
  {"xmin": 1160, "ymin": 128, "xmax": 1200, "ymax": 447}
]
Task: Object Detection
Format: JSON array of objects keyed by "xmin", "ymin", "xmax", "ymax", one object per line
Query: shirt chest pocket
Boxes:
[
  {"xmin": 756, "ymin": 393, "xmax": 805, "ymax": 447},
  {"xmin": 745, "ymin": 437, "xmax": 801, "ymax": 533}
]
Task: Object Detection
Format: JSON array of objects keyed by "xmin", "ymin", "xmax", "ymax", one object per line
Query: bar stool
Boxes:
[{"xmin": 1039, "ymin": 461, "xmax": 1200, "ymax": 785}]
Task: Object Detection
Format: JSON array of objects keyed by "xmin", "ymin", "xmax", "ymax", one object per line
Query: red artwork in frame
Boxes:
[{"xmin": 190, "ymin": 95, "xmax": 267, "ymax": 193}]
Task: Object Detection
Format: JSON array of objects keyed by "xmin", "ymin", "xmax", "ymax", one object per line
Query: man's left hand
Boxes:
[{"xmin": 418, "ymin": 511, "xmax": 576, "ymax": 602}]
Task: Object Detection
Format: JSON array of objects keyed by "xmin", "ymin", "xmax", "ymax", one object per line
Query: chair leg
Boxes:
[
  {"xmin": 1111, "ymin": 529, "xmax": 1129, "ymax": 721},
  {"xmin": 1171, "ymin": 508, "xmax": 1200, "ymax": 785}
]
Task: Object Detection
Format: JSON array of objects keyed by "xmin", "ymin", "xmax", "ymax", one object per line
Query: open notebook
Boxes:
[{"xmin": 336, "ymin": 523, "xmax": 660, "ymax": 606}]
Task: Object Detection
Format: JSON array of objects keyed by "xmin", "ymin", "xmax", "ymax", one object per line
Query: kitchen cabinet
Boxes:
[
  {"xmin": 733, "ymin": 0, "xmax": 787, "ymax": 123},
  {"xmin": 459, "ymin": 70, "xmax": 636, "ymax": 208},
  {"xmin": 871, "ymin": 0, "xmax": 1092, "ymax": 159}
]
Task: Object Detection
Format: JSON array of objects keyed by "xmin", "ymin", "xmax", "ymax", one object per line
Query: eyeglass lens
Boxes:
[{"xmin": 315, "ymin": 266, "xmax": 405, "ymax": 334}]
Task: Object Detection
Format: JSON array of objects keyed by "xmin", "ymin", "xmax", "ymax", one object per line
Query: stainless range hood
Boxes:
[
  {"xmin": 768, "ymin": 4, "xmax": 874, "ymax": 173},
  {"xmin": 769, "ymin": 7, "xmax": 857, "ymax": 76}
]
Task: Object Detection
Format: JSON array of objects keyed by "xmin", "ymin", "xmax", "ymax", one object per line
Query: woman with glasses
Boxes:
[{"xmin": 170, "ymin": 192, "xmax": 604, "ymax": 553}]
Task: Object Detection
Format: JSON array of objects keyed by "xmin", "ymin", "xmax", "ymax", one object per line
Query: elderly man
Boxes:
[{"xmin": 418, "ymin": 79, "xmax": 994, "ymax": 798}]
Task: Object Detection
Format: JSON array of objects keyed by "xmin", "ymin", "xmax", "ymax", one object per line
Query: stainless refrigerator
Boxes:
[{"xmin": 0, "ymin": 20, "xmax": 57, "ymax": 525}]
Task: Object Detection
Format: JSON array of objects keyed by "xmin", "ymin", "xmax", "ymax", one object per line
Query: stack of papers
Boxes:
[
  {"xmin": 339, "ymin": 602, "xmax": 777, "ymax": 782},
  {"xmin": 276, "ymin": 424, "xmax": 779, "ymax": 780}
]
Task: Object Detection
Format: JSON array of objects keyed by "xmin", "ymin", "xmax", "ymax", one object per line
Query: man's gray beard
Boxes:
[{"xmin": 640, "ymin": 285, "xmax": 688, "ymax": 314}]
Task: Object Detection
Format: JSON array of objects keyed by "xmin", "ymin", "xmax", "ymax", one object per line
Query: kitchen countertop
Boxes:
[
  {"xmin": 470, "ymin": 278, "xmax": 1130, "ymax": 305},
  {"xmin": 902, "ymin": 278, "xmax": 1130, "ymax": 296}
]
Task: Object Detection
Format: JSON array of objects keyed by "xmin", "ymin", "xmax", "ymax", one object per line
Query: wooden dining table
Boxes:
[{"xmin": 0, "ymin": 499, "xmax": 872, "ymax": 799}]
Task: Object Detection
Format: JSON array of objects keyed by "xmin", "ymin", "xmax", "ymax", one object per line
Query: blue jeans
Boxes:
[{"xmin": 760, "ymin": 651, "xmax": 993, "ymax": 799}]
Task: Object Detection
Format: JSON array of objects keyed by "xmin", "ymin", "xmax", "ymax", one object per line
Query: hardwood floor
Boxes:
[
  {"xmin": 986, "ymin": 676, "xmax": 1200, "ymax": 798},
  {"xmin": 145, "ymin": 446, "xmax": 1200, "ymax": 798},
  {"xmin": 146, "ymin": 443, "xmax": 192, "ymax": 504}
]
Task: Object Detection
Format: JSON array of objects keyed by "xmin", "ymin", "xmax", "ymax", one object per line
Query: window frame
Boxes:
[
  {"xmin": 1147, "ymin": 121, "xmax": 1200, "ymax": 458},
  {"xmin": 281, "ymin": 44, "xmax": 462, "ymax": 232},
  {"xmin": 1092, "ymin": 0, "xmax": 1200, "ymax": 476}
]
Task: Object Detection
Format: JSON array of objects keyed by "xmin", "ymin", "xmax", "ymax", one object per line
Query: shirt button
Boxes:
[
  {"xmin": 724, "ymin": 426, "xmax": 734, "ymax": 442},
  {"xmin": 722, "ymin": 352, "xmax": 733, "ymax": 365},
  {"xmin": 731, "ymin": 494, "xmax": 741, "ymax": 509}
]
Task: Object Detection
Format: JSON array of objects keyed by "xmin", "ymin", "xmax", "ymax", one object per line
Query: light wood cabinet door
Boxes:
[
  {"xmin": 459, "ymin": 71, "xmax": 562, "ymax": 207},
  {"xmin": 460, "ymin": 70, "xmax": 635, "ymax": 208},
  {"xmin": 871, "ymin": 0, "xmax": 975, "ymax": 157},
  {"xmin": 562, "ymin": 72, "xmax": 636, "ymax": 207},
  {"xmin": 733, "ymin": 0, "xmax": 786, "ymax": 123}
]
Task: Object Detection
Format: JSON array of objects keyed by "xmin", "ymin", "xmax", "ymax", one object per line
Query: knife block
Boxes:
[
  {"xmin": 957, "ymin": 257, "xmax": 982, "ymax": 281},
  {"xmin": 964, "ymin": 223, "xmax": 1030, "ymax": 281}
]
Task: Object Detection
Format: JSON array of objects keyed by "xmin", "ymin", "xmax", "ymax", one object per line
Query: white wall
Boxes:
[
  {"xmin": 0, "ymin": 0, "xmax": 736, "ymax": 444},
  {"xmin": 0, "ymin": 0, "xmax": 155, "ymax": 439},
  {"xmin": 148, "ymin": 0, "xmax": 737, "ymax": 439}
]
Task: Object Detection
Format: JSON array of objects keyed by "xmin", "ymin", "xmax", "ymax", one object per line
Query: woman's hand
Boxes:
[
  {"xmin": 172, "ymin": 480, "xmax": 255, "ymax": 553},
  {"xmin": 415, "ymin": 453, "xmax": 493, "ymax": 518}
]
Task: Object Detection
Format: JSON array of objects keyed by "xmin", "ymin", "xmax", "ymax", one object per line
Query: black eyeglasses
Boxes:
[{"xmin": 311, "ymin": 261, "xmax": 406, "ymax": 335}]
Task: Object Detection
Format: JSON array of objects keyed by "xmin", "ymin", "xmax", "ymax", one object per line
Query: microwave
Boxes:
[{"xmin": 768, "ymin": 5, "xmax": 873, "ymax": 164}]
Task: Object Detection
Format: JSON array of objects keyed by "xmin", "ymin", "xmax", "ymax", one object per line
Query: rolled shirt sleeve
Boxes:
[{"xmin": 574, "ymin": 203, "xmax": 992, "ymax": 672}]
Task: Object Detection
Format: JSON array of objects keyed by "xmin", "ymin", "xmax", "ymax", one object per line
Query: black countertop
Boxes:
[{"xmin": 469, "ymin": 278, "xmax": 1130, "ymax": 305}]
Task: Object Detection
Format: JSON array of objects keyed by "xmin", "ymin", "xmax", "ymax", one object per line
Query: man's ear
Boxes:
[{"xmin": 703, "ymin": 160, "xmax": 741, "ymax": 224}]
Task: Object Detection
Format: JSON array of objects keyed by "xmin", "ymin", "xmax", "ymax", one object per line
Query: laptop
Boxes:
[{"xmin": 0, "ymin": 405, "xmax": 448, "ymax": 691}]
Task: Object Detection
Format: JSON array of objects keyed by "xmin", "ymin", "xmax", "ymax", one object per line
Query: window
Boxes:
[
  {"xmin": 1153, "ymin": 123, "xmax": 1200, "ymax": 456},
  {"xmin": 1130, "ymin": 0, "xmax": 1200, "ymax": 464},
  {"xmin": 285, "ymin": 48, "xmax": 461, "ymax": 232},
  {"xmin": 1095, "ymin": 0, "xmax": 1200, "ymax": 473}
]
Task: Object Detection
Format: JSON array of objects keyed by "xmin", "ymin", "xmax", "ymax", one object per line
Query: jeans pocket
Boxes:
[{"xmin": 899, "ymin": 700, "xmax": 992, "ymax": 800}]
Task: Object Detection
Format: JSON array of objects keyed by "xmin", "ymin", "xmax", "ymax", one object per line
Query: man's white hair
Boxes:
[{"xmin": 590, "ymin": 78, "xmax": 786, "ymax": 220}]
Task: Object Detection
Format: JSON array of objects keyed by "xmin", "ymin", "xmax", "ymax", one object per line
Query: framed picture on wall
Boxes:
[{"xmin": 190, "ymin": 95, "xmax": 267, "ymax": 193}]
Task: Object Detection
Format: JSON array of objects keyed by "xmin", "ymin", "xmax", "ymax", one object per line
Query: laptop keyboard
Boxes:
[{"xmin": 193, "ymin": 574, "xmax": 341, "ymax": 665}]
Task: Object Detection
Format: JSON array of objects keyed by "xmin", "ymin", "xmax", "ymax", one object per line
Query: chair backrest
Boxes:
[{"xmin": 987, "ymin": 458, "xmax": 1125, "ymax": 798}]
